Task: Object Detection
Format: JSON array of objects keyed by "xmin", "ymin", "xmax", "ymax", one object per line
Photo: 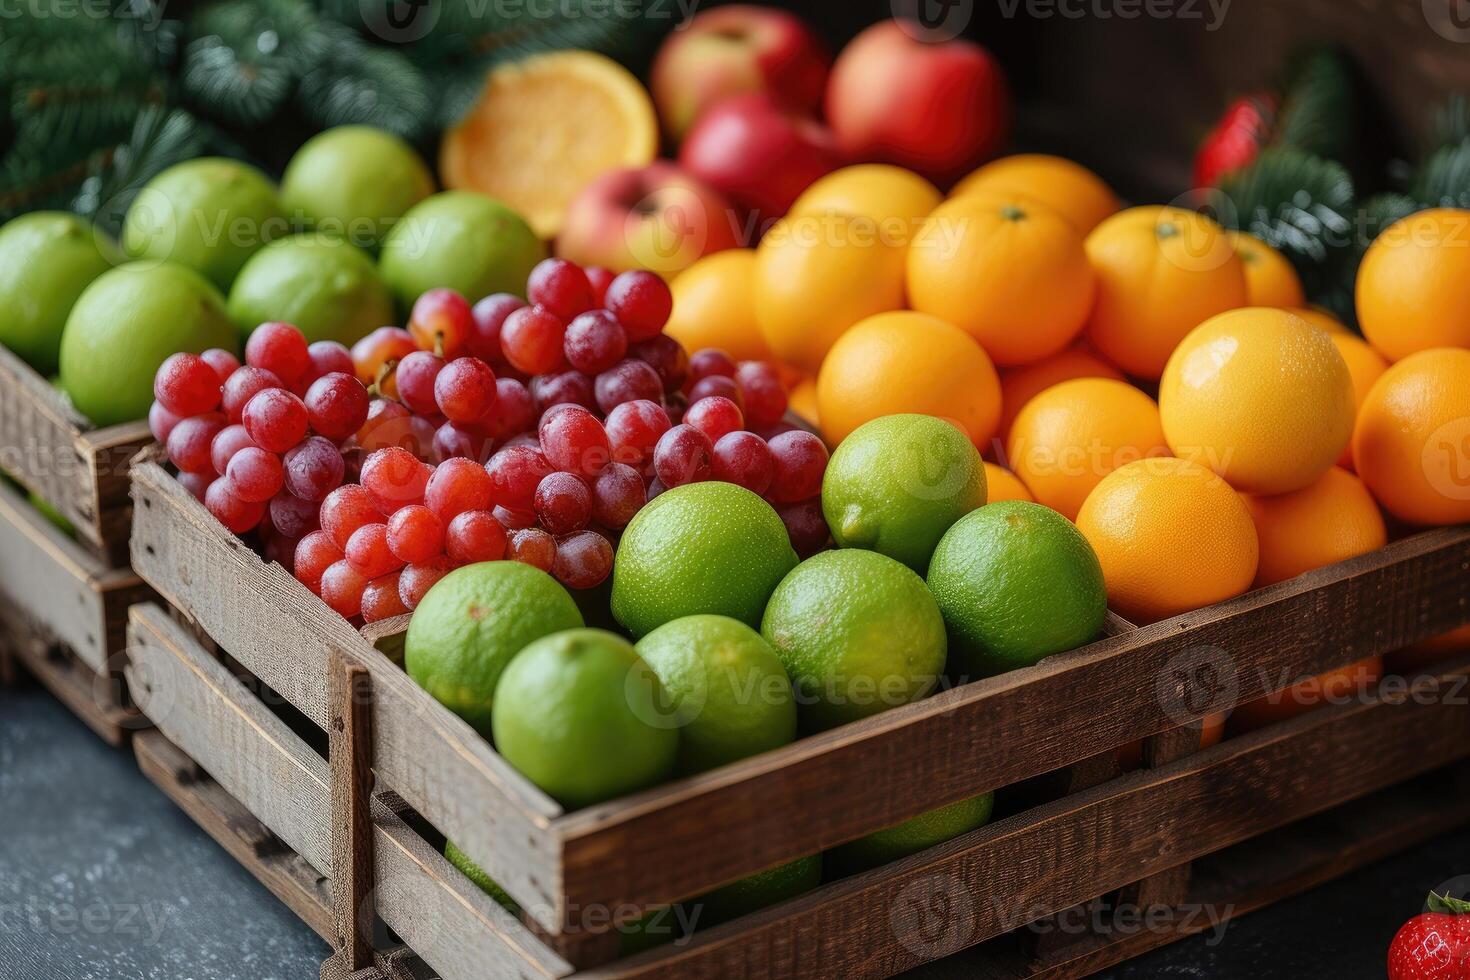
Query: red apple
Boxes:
[
  {"xmin": 825, "ymin": 19, "xmax": 1010, "ymax": 186},
  {"xmin": 651, "ymin": 4, "xmax": 831, "ymax": 143},
  {"xmin": 556, "ymin": 161, "xmax": 742, "ymax": 276},
  {"xmin": 678, "ymin": 93, "xmax": 842, "ymax": 224}
]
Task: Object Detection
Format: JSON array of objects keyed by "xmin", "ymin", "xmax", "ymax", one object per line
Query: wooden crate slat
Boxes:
[
  {"xmin": 577, "ymin": 658, "xmax": 1470, "ymax": 979},
  {"xmin": 0, "ymin": 609, "xmax": 141, "ymax": 748},
  {"xmin": 554, "ymin": 526, "xmax": 1470, "ymax": 911},
  {"xmin": 130, "ymin": 457, "xmax": 570, "ymax": 927},
  {"xmin": 0, "ymin": 477, "xmax": 147, "ymax": 674}
]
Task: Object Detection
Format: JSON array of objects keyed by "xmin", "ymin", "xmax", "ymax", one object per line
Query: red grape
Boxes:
[
  {"xmin": 686, "ymin": 348, "xmax": 737, "ymax": 388},
  {"xmin": 282, "ymin": 436, "xmax": 344, "ymax": 502},
  {"xmin": 149, "ymin": 401, "xmax": 182, "ymax": 443},
  {"xmin": 155, "ymin": 352, "xmax": 222, "ymax": 416},
  {"xmin": 646, "ymin": 476, "xmax": 667, "ymax": 502},
  {"xmin": 500, "ymin": 305, "xmax": 567, "ymax": 375},
  {"xmin": 245, "ymin": 322, "xmax": 310, "ymax": 388},
  {"xmin": 346, "ymin": 523, "xmax": 404, "ymax": 579},
  {"xmin": 425, "ymin": 456, "xmax": 494, "ymax": 522},
  {"xmin": 395, "ymin": 350, "xmax": 445, "ymax": 415},
  {"xmin": 205, "ymin": 476, "xmax": 266, "ymax": 533},
  {"xmin": 387, "ymin": 505, "xmax": 443, "ymax": 564},
  {"xmin": 530, "ymin": 373, "xmax": 593, "ymax": 418},
  {"xmin": 469, "ymin": 294, "xmax": 525, "ymax": 365},
  {"xmin": 351, "ymin": 327, "xmax": 417, "ymax": 390},
  {"xmin": 604, "ymin": 399, "xmax": 672, "ymax": 467},
  {"xmin": 552, "ymin": 530, "xmax": 614, "ymax": 589},
  {"xmin": 361, "ymin": 447, "xmax": 431, "ymax": 513},
  {"xmin": 177, "ymin": 470, "xmax": 211, "ymax": 502},
  {"xmin": 219, "ymin": 365, "xmax": 280, "ymax": 423},
  {"xmin": 591, "ymin": 462, "xmax": 644, "ymax": 530},
  {"xmin": 321, "ymin": 560, "xmax": 369, "ymax": 618},
  {"xmin": 653, "ymin": 424, "xmax": 713, "ymax": 487},
  {"xmin": 294, "ymin": 530, "xmax": 343, "ymax": 594},
  {"xmin": 409, "ymin": 288, "xmax": 473, "ymax": 359},
  {"xmin": 494, "ymin": 505, "xmax": 537, "ymax": 530},
  {"xmin": 688, "ymin": 374, "xmax": 744, "ymax": 410},
  {"xmin": 167, "ymin": 413, "xmax": 226, "ymax": 474},
  {"xmin": 594, "ymin": 358, "xmax": 663, "ymax": 414},
  {"xmin": 242, "ymin": 388, "xmax": 309, "ymax": 453},
  {"xmin": 320, "ymin": 484, "xmax": 382, "ymax": 549},
  {"xmin": 304, "ymin": 372, "xmax": 370, "ymax": 441},
  {"xmin": 777, "ymin": 497, "xmax": 830, "ymax": 558},
  {"xmin": 435, "ymin": 357, "xmax": 498, "ymax": 423},
  {"xmin": 304, "ymin": 341, "xmax": 353, "ymax": 384},
  {"xmin": 398, "ymin": 559, "xmax": 452, "ymax": 610},
  {"xmin": 534, "ymin": 471, "xmax": 592, "ymax": 535},
  {"xmin": 539, "ymin": 405, "xmax": 610, "ymax": 476},
  {"xmin": 527, "ymin": 258, "xmax": 595, "ymax": 319},
  {"xmin": 507, "ymin": 527, "xmax": 556, "ymax": 572},
  {"xmin": 488, "ymin": 378, "xmax": 535, "ymax": 439},
  {"xmin": 604, "ymin": 270, "xmax": 672, "ymax": 341},
  {"xmin": 362, "ymin": 571, "xmax": 409, "ymax": 623},
  {"xmin": 734, "ymin": 361, "xmax": 787, "ymax": 428},
  {"xmin": 445, "ymin": 510, "xmax": 508, "ymax": 564},
  {"xmin": 755, "ymin": 420, "xmax": 797, "ymax": 441},
  {"xmin": 356, "ymin": 400, "xmax": 411, "ymax": 452},
  {"xmin": 564, "ymin": 310, "xmax": 627, "ymax": 374},
  {"xmin": 766, "ymin": 429, "xmax": 828, "ymax": 503},
  {"xmin": 630, "ymin": 335, "xmax": 688, "ymax": 393},
  {"xmin": 684, "ymin": 396, "xmax": 744, "ymax": 444},
  {"xmin": 711, "ymin": 431, "xmax": 774, "ymax": 495},
  {"xmin": 584, "ymin": 266, "xmax": 615, "ymax": 306},
  {"xmin": 200, "ymin": 348, "xmax": 240, "ymax": 385},
  {"xmin": 433, "ymin": 421, "xmax": 490, "ymax": 463},
  {"xmin": 269, "ymin": 491, "xmax": 320, "ymax": 539},
  {"xmin": 487, "ymin": 445, "xmax": 554, "ymax": 512},
  {"xmin": 226, "ymin": 446, "xmax": 284, "ymax": 502}
]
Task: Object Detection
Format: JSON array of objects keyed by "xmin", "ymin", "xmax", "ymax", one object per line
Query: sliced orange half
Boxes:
[{"xmin": 441, "ymin": 51, "xmax": 658, "ymax": 240}]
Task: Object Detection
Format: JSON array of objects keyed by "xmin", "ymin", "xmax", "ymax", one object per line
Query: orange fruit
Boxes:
[
  {"xmin": 1326, "ymin": 331, "xmax": 1388, "ymax": 469},
  {"xmin": 997, "ymin": 344, "xmax": 1125, "ymax": 441},
  {"xmin": 665, "ymin": 249, "xmax": 775, "ymax": 363},
  {"xmin": 1291, "ymin": 307, "xmax": 1348, "ymax": 334},
  {"xmin": 1244, "ymin": 467, "xmax": 1386, "ymax": 588},
  {"xmin": 787, "ymin": 376, "xmax": 819, "ymax": 427},
  {"xmin": 754, "ymin": 212, "xmax": 906, "ymax": 375},
  {"xmin": 1006, "ymin": 378, "xmax": 1169, "ymax": 520},
  {"xmin": 1227, "ymin": 231, "xmax": 1305, "ymax": 308},
  {"xmin": 951, "ymin": 154, "xmax": 1119, "ymax": 233},
  {"xmin": 983, "ymin": 462, "xmax": 1033, "ymax": 503},
  {"xmin": 907, "ymin": 193, "xmax": 1095, "ymax": 367},
  {"xmin": 788, "ymin": 164, "xmax": 941, "ymax": 228},
  {"xmin": 441, "ymin": 51, "xmax": 658, "ymax": 239},
  {"xmin": 1351, "ymin": 347, "xmax": 1470, "ymax": 526},
  {"xmin": 1075, "ymin": 456, "xmax": 1258, "ymax": 624},
  {"xmin": 1084, "ymin": 206, "xmax": 1248, "ymax": 380},
  {"xmin": 1159, "ymin": 308, "xmax": 1355, "ymax": 495},
  {"xmin": 816, "ymin": 311, "xmax": 1001, "ymax": 448},
  {"xmin": 1356, "ymin": 208, "xmax": 1470, "ymax": 362},
  {"xmin": 1230, "ymin": 656, "xmax": 1382, "ymax": 732}
]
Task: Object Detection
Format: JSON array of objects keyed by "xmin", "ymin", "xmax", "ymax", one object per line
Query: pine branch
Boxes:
[
  {"xmin": 1273, "ymin": 46, "xmax": 1355, "ymax": 162},
  {"xmin": 296, "ymin": 23, "xmax": 432, "ymax": 140},
  {"xmin": 1411, "ymin": 138, "xmax": 1470, "ymax": 210},
  {"xmin": 73, "ymin": 107, "xmax": 210, "ymax": 236},
  {"xmin": 181, "ymin": 0, "xmax": 322, "ymax": 127}
]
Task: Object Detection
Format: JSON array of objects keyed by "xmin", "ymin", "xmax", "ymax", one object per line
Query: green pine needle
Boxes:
[
  {"xmin": 1274, "ymin": 46, "xmax": 1355, "ymax": 163},
  {"xmin": 1411, "ymin": 138, "xmax": 1470, "ymax": 210}
]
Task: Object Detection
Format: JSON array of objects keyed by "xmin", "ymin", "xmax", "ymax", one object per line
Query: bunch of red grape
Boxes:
[{"xmin": 151, "ymin": 258, "xmax": 829, "ymax": 624}]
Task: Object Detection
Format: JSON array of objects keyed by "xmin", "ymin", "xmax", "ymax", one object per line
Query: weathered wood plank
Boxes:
[
  {"xmin": 330, "ymin": 650, "xmax": 377, "ymax": 971},
  {"xmin": 0, "ymin": 619, "xmax": 141, "ymax": 747}
]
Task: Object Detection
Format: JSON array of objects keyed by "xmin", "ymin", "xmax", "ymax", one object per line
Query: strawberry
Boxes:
[
  {"xmin": 1387, "ymin": 891, "xmax": 1470, "ymax": 980},
  {"xmin": 1193, "ymin": 93, "xmax": 1276, "ymax": 189}
]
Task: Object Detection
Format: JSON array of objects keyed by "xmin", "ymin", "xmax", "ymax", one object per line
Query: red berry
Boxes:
[
  {"xmin": 654, "ymin": 424, "xmax": 713, "ymax": 487},
  {"xmin": 398, "ymin": 559, "xmax": 453, "ymax": 610},
  {"xmin": 425, "ymin": 456, "xmax": 494, "ymax": 522},
  {"xmin": 395, "ymin": 350, "xmax": 446, "ymax": 416},
  {"xmin": 351, "ymin": 327, "xmax": 417, "ymax": 391},
  {"xmin": 500, "ymin": 305, "xmax": 568, "ymax": 375},
  {"xmin": 604, "ymin": 270, "xmax": 672, "ymax": 341},
  {"xmin": 304, "ymin": 341, "xmax": 353, "ymax": 384},
  {"xmin": 294, "ymin": 530, "xmax": 343, "ymax": 595},
  {"xmin": 539, "ymin": 405, "xmax": 610, "ymax": 476},
  {"xmin": 222, "ymin": 366, "xmax": 284, "ymax": 423},
  {"xmin": 734, "ymin": 361, "xmax": 787, "ymax": 428},
  {"xmin": 245, "ymin": 322, "xmax": 310, "ymax": 388},
  {"xmin": 487, "ymin": 445, "xmax": 555, "ymax": 511},
  {"xmin": 242, "ymin": 388, "xmax": 309, "ymax": 453},
  {"xmin": 530, "ymin": 371, "xmax": 595, "ymax": 415},
  {"xmin": 320, "ymin": 484, "xmax": 382, "ymax": 549},
  {"xmin": 686, "ymin": 348, "xmax": 737, "ymax": 388},
  {"xmin": 387, "ymin": 505, "xmax": 444, "ymax": 564},
  {"xmin": 494, "ymin": 505, "xmax": 537, "ymax": 530},
  {"xmin": 469, "ymin": 294, "xmax": 525, "ymax": 365},
  {"xmin": 210, "ymin": 424, "xmax": 256, "ymax": 476},
  {"xmin": 204, "ymin": 476, "xmax": 266, "ymax": 534},
  {"xmin": 435, "ymin": 357, "xmax": 498, "ymax": 423},
  {"xmin": 711, "ymin": 431, "xmax": 774, "ymax": 495},
  {"xmin": 445, "ymin": 510, "xmax": 508, "ymax": 564},
  {"xmin": 362, "ymin": 572, "xmax": 409, "ymax": 623},
  {"xmin": 154, "ymin": 352, "xmax": 222, "ymax": 416},
  {"xmin": 604, "ymin": 399, "xmax": 672, "ymax": 468},
  {"xmin": 321, "ymin": 560, "xmax": 370, "ymax": 618},
  {"xmin": 688, "ymin": 373, "xmax": 744, "ymax": 410},
  {"xmin": 594, "ymin": 358, "xmax": 663, "ymax": 414},
  {"xmin": 177, "ymin": 470, "xmax": 211, "ymax": 502},
  {"xmin": 282, "ymin": 436, "xmax": 345, "ymax": 502},
  {"xmin": 777, "ymin": 497, "xmax": 830, "ymax": 557},
  {"xmin": 685, "ymin": 395, "xmax": 744, "ymax": 444},
  {"xmin": 346, "ymin": 523, "xmax": 404, "ymax": 579},
  {"xmin": 433, "ymin": 421, "xmax": 491, "ymax": 463},
  {"xmin": 361, "ymin": 447, "xmax": 431, "ymax": 513},
  {"xmin": 563, "ymin": 310, "xmax": 628, "ymax": 374},
  {"xmin": 527, "ymin": 258, "xmax": 595, "ymax": 319},
  {"xmin": 534, "ymin": 471, "xmax": 592, "ymax": 535},
  {"xmin": 167, "ymin": 413, "xmax": 226, "ymax": 474},
  {"xmin": 200, "ymin": 348, "xmax": 240, "ymax": 385},
  {"xmin": 507, "ymin": 527, "xmax": 556, "ymax": 572},
  {"xmin": 409, "ymin": 288, "xmax": 473, "ymax": 358},
  {"xmin": 766, "ymin": 429, "xmax": 828, "ymax": 503},
  {"xmin": 149, "ymin": 401, "xmax": 182, "ymax": 443},
  {"xmin": 356, "ymin": 399, "xmax": 411, "ymax": 452},
  {"xmin": 630, "ymin": 335, "xmax": 688, "ymax": 393},
  {"xmin": 552, "ymin": 530, "xmax": 613, "ymax": 589},
  {"xmin": 591, "ymin": 462, "xmax": 644, "ymax": 529},
  {"xmin": 303, "ymin": 372, "xmax": 370, "ymax": 441},
  {"xmin": 226, "ymin": 446, "xmax": 284, "ymax": 503},
  {"xmin": 584, "ymin": 266, "xmax": 614, "ymax": 306},
  {"xmin": 269, "ymin": 492, "xmax": 320, "ymax": 539}
]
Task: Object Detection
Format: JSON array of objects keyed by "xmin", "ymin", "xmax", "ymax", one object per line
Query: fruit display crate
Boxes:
[
  {"xmin": 127, "ymin": 447, "xmax": 1470, "ymax": 978},
  {"xmin": 0, "ymin": 342, "xmax": 152, "ymax": 566},
  {"xmin": 0, "ymin": 474, "xmax": 151, "ymax": 746}
]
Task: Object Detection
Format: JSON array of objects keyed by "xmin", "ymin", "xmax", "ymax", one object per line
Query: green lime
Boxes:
[
  {"xmin": 927, "ymin": 500, "xmax": 1106, "ymax": 678},
  {"xmin": 227, "ymin": 234, "xmax": 393, "ymax": 346},
  {"xmin": 443, "ymin": 841, "xmax": 518, "ymax": 913},
  {"xmin": 404, "ymin": 561, "xmax": 583, "ymax": 736},
  {"xmin": 761, "ymin": 549, "xmax": 946, "ymax": 731},
  {"xmin": 822, "ymin": 414, "xmax": 987, "ymax": 573},
  {"xmin": 378, "ymin": 191, "xmax": 546, "ymax": 309},
  {"xmin": 829, "ymin": 793, "xmax": 994, "ymax": 873},
  {"xmin": 491, "ymin": 628, "xmax": 678, "ymax": 808},
  {"xmin": 59, "ymin": 262, "xmax": 236, "ymax": 427},
  {"xmin": 280, "ymin": 126, "xmax": 435, "ymax": 252},
  {"xmin": 122, "ymin": 158, "xmax": 286, "ymax": 292},
  {"xmin": 694, "ymin": 854, "xmax": 821, "ymax": 927},
  {"xmin": 0, "ymin": 212, "xmax": 119, "ymax": 374},
  {"xmin": 635, "ymin": 615, "xmax": 796, "ymax": 774},
  {"xmin": 611, "ymin": 482, "xmax": 797, "ymax": 639}
]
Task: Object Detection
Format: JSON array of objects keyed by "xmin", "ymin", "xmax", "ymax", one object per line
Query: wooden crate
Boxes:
[
  {"xmin": 0, "ymin": 476, "xmax": 151, "ymax": 746},
  {"xmin": 127, "ymin": 448, "xmax": 1470, "ymax": 977},
  {"xmin": 0, "ymin": 342, "xmax": 152, "ymax": 564}
]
